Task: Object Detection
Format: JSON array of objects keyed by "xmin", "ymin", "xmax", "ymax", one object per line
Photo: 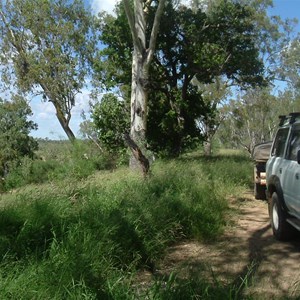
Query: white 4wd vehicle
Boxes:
[{"xmin": 266, "ymin": 113, "xmax": 300, "ymax": 240}]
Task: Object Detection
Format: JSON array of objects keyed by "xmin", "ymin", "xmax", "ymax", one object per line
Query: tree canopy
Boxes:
[
  {"xmin": 0, "ymin": 94, "xmax": 38, "ymax": 177},
  {"xmin": 0, "ymin": 0, "xmax": 96, "ymax": 141},
  {"xmin": 93, "ymin": 0, "xmax": 265, "ymax": 157}
]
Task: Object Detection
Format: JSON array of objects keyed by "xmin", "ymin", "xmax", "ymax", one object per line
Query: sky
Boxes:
[{"xmin": 27, "ymin": 0, "xmax": 300, "ymax": 139}]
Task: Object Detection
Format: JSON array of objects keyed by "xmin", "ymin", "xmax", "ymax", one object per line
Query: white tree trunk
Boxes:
[
  {"xmin": 204, "ymin": 138, "xmax": 212, "ymax": 156},
  {"xmin": 129, "ymin": 50, "xmax": 149, "ymax": 169},
  {"xmin": 130, "ymin": 51, "xmax": 148, "ymax": 141},
  {"xmin": 124, "ymin": 0, "xmax": 166, "ymax": 174}
]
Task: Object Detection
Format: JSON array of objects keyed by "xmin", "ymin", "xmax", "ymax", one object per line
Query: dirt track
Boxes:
[{"xmin": 158, "ymin": 191, "xmax": 300, "ymax": 299}]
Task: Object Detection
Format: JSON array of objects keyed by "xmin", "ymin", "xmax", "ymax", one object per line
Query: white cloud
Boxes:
[
  {"xmin": 38, "ymin": 101, "xmax": 56, "ymax": 114},
  {"xmin": 90, "ymin": 0, "xmax": 118, "ymax": 16},
  {"xmin": 72, "ymin": 89, "xmax": 91, "ymax": 115},
  {"xmin": 37, "ymin": 112, "xmax": 50, "ymax": 120},
  {"xmin": 89, "ymin": 0, "xmax": 194, "ymax": 17}
]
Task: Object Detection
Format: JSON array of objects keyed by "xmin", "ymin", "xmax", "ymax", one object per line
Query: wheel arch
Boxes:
[{"xmin": 267, "ymin": 175, "xmax": 288, "ymax": 212}]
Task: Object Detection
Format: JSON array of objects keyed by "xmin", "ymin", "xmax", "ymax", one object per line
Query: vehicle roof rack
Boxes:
[
  {"xmin": 279, "ymin": 115, "xmax": 287, "ymax": 126},
  {"xmin": 289, "ymin": 112, "xmax": 300, "ymax": 124},
  {"xmin": 278, "ymin": 113, "xmax": 300, "ymax": 126}
]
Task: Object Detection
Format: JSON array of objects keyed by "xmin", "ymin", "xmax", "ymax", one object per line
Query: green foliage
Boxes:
[
  {"xmin": 95, "ymin": 0, "xmax": 265, "ymax": 157},
  {"xmin": 217, "ymin": 87, "xmax": 294, "ymax": 152},
  {"xmin": 0, "ymin": 0, "xmax": 97, "ymax": 140},
  {"xmin": 0, "ymin": 95, "xmax": 38, "ymax": 178},
  {"xmin": 0, "ymin": 152, "xmax": 252, "ymax": 298},
  {"xmin": 280, "ymin": 38, "xmax": 300, "ymax": 92},
  {"xmin": 55, "ymin": 141, "xmax": 112, "ymax": 179},
  {"xmin": 3, "ymin": 157, "xmax": 58, "ymax": 190},
  {"xmin": 1, "ymin": 140, "xmax": 117, "ymax": 191},
  {"xmin": 147, "ymin": 87, "xmax": 205, "ymax": 157},
  {"xmin": 91, "ymin": 93, "xmax": 130, "ymax": 153}
]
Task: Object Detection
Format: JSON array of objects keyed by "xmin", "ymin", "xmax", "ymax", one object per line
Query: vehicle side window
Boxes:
[
  {"xmin": 288, "ymin": 127, "xmax": 300, "ymax": 161},
  {"xmin": 271, "ymin": 128, "xmax": 289, "ymax": 157}
]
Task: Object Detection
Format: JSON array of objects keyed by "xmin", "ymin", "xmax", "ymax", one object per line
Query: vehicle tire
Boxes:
[
  {"xmin": 270, "ymin": 192, "xmax": 295, "ymax": 241},
  {"xmin": 254, "ymin": 183, "xmax": 266, "ymax": 200}
]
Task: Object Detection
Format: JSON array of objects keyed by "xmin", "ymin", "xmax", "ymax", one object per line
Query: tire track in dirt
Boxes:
[{"xmin": 159, "ymin": 191, "xmax": 300, "ymax": 298}]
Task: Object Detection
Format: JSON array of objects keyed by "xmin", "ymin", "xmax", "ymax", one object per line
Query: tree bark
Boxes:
[
  {"xmin": 56, "ymin": 114, "xmax": 76, "ymax": 142},
  {"xmin": 124, "ymin": 133, "xmax": 149, "ymax": 177},
  {"xmin": 40, "ymin": 82, "xmax": 76, "ymax": 142},
  {"xmin": 129, "ymin": 49, "xmax": 149, "ymax": 169},
  {"xmin": 124, "ymin": 0, "xmax": 166, "ymax": 175},
  {"xmin": 204, "ymin": 139, "xmax": 212, "ymax": 156},
  {"xmin": 52, "ymin": 100, "xmax": 76, "ymax": 142}
]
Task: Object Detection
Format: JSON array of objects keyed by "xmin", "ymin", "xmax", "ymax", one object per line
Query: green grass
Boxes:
[
  {"xmin": 1, "ymin": 140, "xmax": 119, "ymax": 192},
  {"xmin": 0, "ymin": 150, "xmax": 253, "ymax": 299}
]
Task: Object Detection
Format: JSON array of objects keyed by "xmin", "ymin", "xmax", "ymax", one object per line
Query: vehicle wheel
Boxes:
[
  {"xmin": 270, "ymin": 192, "xmax": 295, "ymax": 241},
  {"xmin": 254, "ymin": 183, "xmax": 266, "ymax": 200}
]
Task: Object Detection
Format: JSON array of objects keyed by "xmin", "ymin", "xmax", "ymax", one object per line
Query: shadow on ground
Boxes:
[{"xmin": 154, "ymin": 194, "xmax": 300, "ymax": 299}]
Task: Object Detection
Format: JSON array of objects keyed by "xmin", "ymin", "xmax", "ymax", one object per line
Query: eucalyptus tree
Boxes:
[
  {"xmin": 193, "ymin": 77, "xmax": 230, "ymax": 156},
  {"xmin": 218, "ymin": 88, "xmax": 282, "ymax": 153},
  {"xmin": 280, "ymin": 38, "xmax": 300, "ymax": 94},
  {"xmin": 246, "ymin": 0, "xmax": 298, "ymax": 85},
  {"xmin": 122, "ymin": 0, "xmax": 166, "ymax": 174},
  {"xmin": 0, "ymin": 0, "xmax": 96, "ymax": 141},
  {"xmin": 95, "ymin": 0, "xmax": 264, "ymax": 158}
]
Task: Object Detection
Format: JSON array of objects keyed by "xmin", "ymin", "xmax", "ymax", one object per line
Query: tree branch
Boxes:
[
  {"xmin": 123, "ymin": 0, "xmax": 143, "ymax": 53},
  {"xmin": 146, "ymin": 0, "xmax": 167, "ymax": 66},
  {"xmin": 0, "ymin": 10, "xmax": 25, "ymax": 54}
]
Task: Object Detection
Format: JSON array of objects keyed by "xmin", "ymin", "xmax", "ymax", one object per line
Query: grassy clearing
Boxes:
[{"xmin": 0, "ymin": 150, "xmax": 252, "ymax": 299}]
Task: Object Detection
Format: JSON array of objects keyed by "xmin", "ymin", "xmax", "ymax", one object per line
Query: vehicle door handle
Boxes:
[
  {"xmin": 279, "ymin": 168, "xmax": 282, "ymax": 174},
  {"xmin": 296, "ymin": 173, "xmax": 299, "ymax": 180}
]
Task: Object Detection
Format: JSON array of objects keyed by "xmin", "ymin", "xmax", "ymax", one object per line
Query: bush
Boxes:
[
  {"xmin": 46, "ymin": 141, "xmax": 118, "ymax": 181},
  {"xmin": 1, "ymin": 140, "xmax": 123, "ymax": 191},
  {"xmin": 2, "ymin": 157, "xmax": 58, "ymax": 191}
]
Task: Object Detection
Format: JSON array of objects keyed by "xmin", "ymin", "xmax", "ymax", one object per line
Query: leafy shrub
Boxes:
[
  {"xmin": 1, "ymin": 140, "xmax": 122, "ymax": 191},
  {"xmin": 91, "ymin": 93, "xmax": 130, "ymax": 153},
  {"xmin": 2, "ymin": 157, "xmax": 59, "ymax": 191}
]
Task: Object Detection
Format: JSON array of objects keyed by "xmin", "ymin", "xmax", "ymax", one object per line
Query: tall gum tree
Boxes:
[
  {"xmin": 0, "ymin": 0, "xmax": 96, "ymax": 142},
  {"xmin": 96, "ymin": 0, "xmax": 266, "ymax": 158},
  {"xmin": 123, "ymin": 0, "xmax": 166, "ymax": 175}
]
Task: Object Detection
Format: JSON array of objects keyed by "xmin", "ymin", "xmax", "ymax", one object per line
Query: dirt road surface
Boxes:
[{"xmin": 158, "ymin": 191, "xmax": 300, "ymax": 299}]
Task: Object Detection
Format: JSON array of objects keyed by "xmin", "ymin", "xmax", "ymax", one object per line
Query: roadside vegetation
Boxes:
[
  {"xmin": 1, "ymin": 0, "xmax": 299, "ymax": 298},
  {"xmin": 0, "ymin": 144, "xmax": 252, "ymax": 299}
]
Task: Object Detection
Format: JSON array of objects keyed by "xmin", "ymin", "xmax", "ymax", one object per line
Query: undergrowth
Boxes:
[{"xmin": 0, "ymin": 151, "xmax": 253, "ymax": 299}]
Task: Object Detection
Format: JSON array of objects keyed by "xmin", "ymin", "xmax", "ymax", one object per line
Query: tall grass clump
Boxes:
[
  {"xmin": 143, "ymin": 268, "xmax": 255, "ymax": 300},
  {"xmin": 0, "ymin": 153, "xmax": 253, "ymax": 298}
]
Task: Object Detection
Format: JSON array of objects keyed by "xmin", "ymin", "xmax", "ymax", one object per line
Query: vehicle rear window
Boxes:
[{"xmin": 271, "ymin": 128, "xmax": 289, "ymax": 157}]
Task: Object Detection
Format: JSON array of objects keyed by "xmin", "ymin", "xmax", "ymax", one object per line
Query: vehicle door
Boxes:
[{"xmin": 282, "ymin": 124, "xmax": 300, "ymax": 217}]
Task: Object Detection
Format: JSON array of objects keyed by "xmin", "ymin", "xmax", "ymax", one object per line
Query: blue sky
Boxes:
[
  {"xmin": 270, "ymin": 0, "xmax": 300, "ymax": 26},
  {"xmin": 270, "ymin": 1, "xmax": 300, "ymax": 40},
  {"xmin": 28, "ymin": 0, "xmax": 300, "ymax": 139}
]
